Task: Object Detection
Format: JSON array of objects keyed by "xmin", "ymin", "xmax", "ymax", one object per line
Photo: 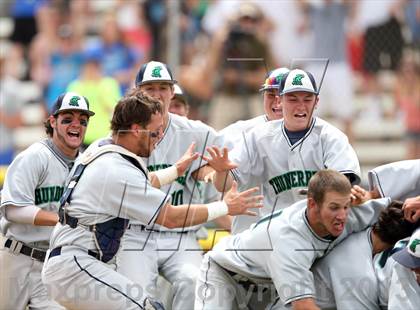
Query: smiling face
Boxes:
[
  {"xmin": 309, "ymin": 190, "xmax": 351, "ymax": 237},
  {"xmin": 50, "ymin": 111, "xmax": 89, "ymax": 157},
  {"xmin": 263, "ymin": 89, "xmax": 282, "ymax": 120},
  {"xmin": 281, "ymin": 91, "xmax": 318, "ymax": 131}
]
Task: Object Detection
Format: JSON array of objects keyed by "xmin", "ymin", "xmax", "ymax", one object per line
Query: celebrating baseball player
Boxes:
[
  {"xmin": 41, "ymin": 91, "xmax": 261, "ymax": 309},
  {"xmin": 114, "ymin": 60, "xmax": 229, "ymax": 308},
  {"xmin": 207, "ymin": 68, "xmax": 360, "ymax": 234},
  {"xmin": 195, "ymin": 169, "xmax": 392, "ymax": 310},
  {"xmin": 312, "ymin": 201, "xmax": 418, "ymax": 309},
  {"xmin": 0, "ymin": 92, "xmax": 94, "ymax": 309},
  {"xmin": 218, "ymin": 67, "xmax": 289, "ymax": 233}
]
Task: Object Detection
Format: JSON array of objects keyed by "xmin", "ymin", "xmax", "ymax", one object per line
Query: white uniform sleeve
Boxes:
[
  {"xmin": 346, "ymin": 198, "xmax": 391, "ymax": 233},
  {"xmin": 266, "ymin": 237, "xmax": 316, "ymax": 306},
  {"xmin": 321, "ymin": 126, "xmax": 361, "ymax": 184},
  {"xmin": 0, "ymin": 150, "xmax": 44, "ymax": 208},
  {"xmin": 230, "ymin": 130, "xmax": 264, "ymax": 190},
  {"xmin": 387, "ymin": 263, "xmax": 420, "ymax": 310},
  {"xmin": 70, "ymin": 154, "xmax": 169, "ymax": 225},
  {"xmin": 368, "ymin": 160, "xmax": 420, "ymax": 200}
]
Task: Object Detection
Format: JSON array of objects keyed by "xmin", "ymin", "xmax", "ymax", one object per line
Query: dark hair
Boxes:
[
  {"xmin": 373, "ymin": 201, "xmax": 419, "ymax": 245},
  {"xmin": 44, "ymin": 117, "xmax": 56, "ymax": 137},
  {"xmin": 111, "ymin": 89, "xmax": 162, "ymax": 135},
  {"xmin": 307, "ymin": 169, "xmax": 351, "ymax": 205}
]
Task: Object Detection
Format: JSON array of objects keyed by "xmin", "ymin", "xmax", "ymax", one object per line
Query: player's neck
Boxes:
[
  {"xmin": 371, "ymin": 231, "xmax": 391, "ymax": 255},
  {"xmin": 112, "ymin": 134, "xmax": 137, "ymax": 155}
]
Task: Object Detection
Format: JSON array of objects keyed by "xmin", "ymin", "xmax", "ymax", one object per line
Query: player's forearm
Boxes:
[
  {"xmin": 213, "ymin": 170, "xmax": 233, "ymax": 192},
  {"xmin": 5, "ymin": 205, "xmax": 58, "ymax": 226},
  {"xmin": 33, "ymin": 209, "xmax": 59, "ymax": 226},
  {"xmin": 155, "ymin": 203, "xmax": 214, "ymax": 228},
  {"xmin": 292, "ymin": 298, "xmax": 320, "ymax": 310}
]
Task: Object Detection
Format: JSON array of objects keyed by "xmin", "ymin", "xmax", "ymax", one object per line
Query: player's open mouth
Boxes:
[
  {"xmin": 333, "ymin": 222, "xmax": 344, "ymax": 231},
  {"xmin": 272, "ymin": 107, "xmax": 282, "ymax": 114},
  {"xmin": 294, "ymin": 113, "xmax": 307, "ymax": 118},
  {"xmin": 68, "ymin": 131, "xmax": 80, "ymax": 138}
]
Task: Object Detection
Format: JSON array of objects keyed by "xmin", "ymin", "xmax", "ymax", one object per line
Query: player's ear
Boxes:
[
  {"xmin": 314, "ymin": 96, "xmax": 319, "ymax": 109},
  {"xmin": 49, "ymin": 115, "xmax": 57, "ymax": 129},
  {"xmin": 307, "ymin": 197, "xmax": 317, "ymax": 210}
]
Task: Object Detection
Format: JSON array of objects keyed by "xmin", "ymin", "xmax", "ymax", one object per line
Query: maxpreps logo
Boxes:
[{"xmin": 269, "ymin": 170, "xmax": 317, "ymax": 195}]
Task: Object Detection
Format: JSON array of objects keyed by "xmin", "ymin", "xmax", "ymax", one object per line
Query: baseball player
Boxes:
[
  {"xmin": 207, "ymin": 69, "xmax": 360, "ymax": 234},
  {"xmin": 0, "ymin": 92, "xmax": 94, "ymax": 310},
  {"xmin": 195, "ymin": 170, "xmax": 391, "ymax": 310},
  {"xmin": 169, "ymin": 84, "xmax": 189, "ymax": 117},
  {"xmin": 387, "ymin": 229, "xmax": 420, "ymax": 310},
  {"xmin": 114, "ymin": 60, "xmax": 229, "ymax": 308},
  {"xmin": 218, "ymin": 67, "xmax": 289, "ymax": 233},
  {"xmin": 41, "ymin": 91, "xmax": 262, "ymax": 309},
  {"xmin": 311, "ymin": 202, "xmax": 418, "ymax": 310}
]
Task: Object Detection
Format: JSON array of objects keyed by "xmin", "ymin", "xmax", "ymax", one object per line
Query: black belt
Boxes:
[
  {"xmin": 127, "ymin": 224, "xmax": 189, "ymax": 234},
  {"xmin": 49, "ymin": 246, "xmax": 100, "ymax": 260},
  {"xmin": 224, "ymin": 268, "xmax": 262, "ymax": 293},
  {"xmin": 4, "ymin": 238, "xmax": 46, "ymax": 262}
]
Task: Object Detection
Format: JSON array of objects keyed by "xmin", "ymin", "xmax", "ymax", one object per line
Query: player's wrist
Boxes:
[
  {"xmin": 154, "ymin": 165, "xmax": 178, "ymax": 186},
  {"xmin": 207, "ymin": 200, "xmax": 228, "ymax": 221}
]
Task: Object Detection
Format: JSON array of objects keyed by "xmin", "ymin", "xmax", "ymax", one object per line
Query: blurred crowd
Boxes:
[{"xmin": 1, "ymin": 0, "xmax": 419, "ymax": 165}]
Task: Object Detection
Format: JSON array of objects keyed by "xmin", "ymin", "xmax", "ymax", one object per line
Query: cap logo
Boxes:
[
  {"xmin": 151, "ymin": 66, "xmax": 163, "ymax": 78},
  {"xmin": 275, "ymin": 73, "xmax": 285, "ymax": 83},
  {"xmin": 409, "ymin": 238, "xmax": 420, "ymax": 252},
  {"xmin": 69, "ymin": 96, "xmax": 81, "ymax": 107},
  {"xmin": 292, "ymin": 74, "xmax": 304, "ymax": 86}
]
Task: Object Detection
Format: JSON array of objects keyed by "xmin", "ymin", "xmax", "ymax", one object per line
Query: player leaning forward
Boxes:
[
  {"xmin": 208, "ymin": 69, "xmax": 360, "ymax": 234},
  {"xmin": 195, "ymin": 170, "xmax": 393, "ymax": 310},
  {"xmin": 41, "ymin": 91, "xmax": 262, "ymax": 310},
  {"xmin": 0, "ymin": 92, "xmax": 94, "ymax": 310}
]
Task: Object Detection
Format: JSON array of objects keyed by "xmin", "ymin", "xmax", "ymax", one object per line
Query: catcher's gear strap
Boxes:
[{"xmin": 57, "ymin": 141, "xmax": 147, "ymax": 262}]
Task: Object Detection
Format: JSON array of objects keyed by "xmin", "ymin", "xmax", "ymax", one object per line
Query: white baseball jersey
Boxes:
[
  {"xmin": 387, "ymin": 262, "xmax": 420, "ymax": 310},
  {"xmin": 219, "ymin": 114, "xmax": 268, "ymax": 233},
  {"xmin": 0, "ymin": 139, "xmax": 75, "ymax": 248},
  {"xmin": 312, "ymin": 228, "xmax": 381, "ymax": 310},
  {"xmin": 368, "ymin": 159, "xmax": 420, "ymax": 200},
  {"xmin": 49, "ymin": 149, "xmax": 168, "ymax": 250},
  {"xmin": 141, "ymin": 113, "xmax": 224, "ymax": 232},
  {"xmin": 220, "ymin": 114, "xmax": 268, "ymax": 148},
  {"xmin": 208, "ymin": 197, "xmax": 390, "ymax": 307},
  {"xmin": 229, "ymin": 117, "xmax": 360, "ymax": 233}
]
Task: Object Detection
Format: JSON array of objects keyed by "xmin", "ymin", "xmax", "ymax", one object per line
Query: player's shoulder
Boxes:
[
  {"xmin": 169, "ymin": 113, "xmax": 217, "ymax": 133},
  {"xmin": 13, "ymin": 139, "xmax": 55, "ymax": 163},
  {"xmin": 247, "ymin": 118, "xmax": 283, "ymax": 141},
  {"xmin": 314, "ymin": 117, "xmax": 349, "ymax": 141}
]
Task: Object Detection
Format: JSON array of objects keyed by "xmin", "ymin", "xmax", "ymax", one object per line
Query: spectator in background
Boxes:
[
  {"xmin": 8, "ymin": 0, "xmax": 47, "ymax": 80},
  {"xmin": 0, "ymin": 52, "xmax": 26, "ymax": 165},
  {"xmin": 180, "ymin": 2, "xmax": 273, "ymax": 129},
  {"xmin": 87, "ymin": 13, "xmax": 142, "ymax": 95},
  {"xmin": 393, "ymin": 50, "xmax": 420, "ymax": 159},
  {"xmin": 44, "ymin": 24, "xmax": 83, "ymax": 112},
  {"xmin": 67, "ymin": 48, "xmax": 121, "ymax": 147},
  {"xmin": 300, "ymin": 0, "xmax": 357, "ymax": 143}
]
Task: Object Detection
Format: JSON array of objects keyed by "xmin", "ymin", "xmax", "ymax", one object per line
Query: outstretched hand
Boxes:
[
  {"xmin": 175, "ymin": 142, "xmax": 200, "ymax": 176},
  {"xmin": 202, "ymin": 146, "xmax": 238, "ymax": 172},
  {"xmin": 223, "ymin": 181, "xmax": 263, "ymax": 216}
]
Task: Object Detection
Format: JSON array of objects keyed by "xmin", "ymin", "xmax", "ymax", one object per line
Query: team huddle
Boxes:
[{"xmin": 0, "ymin": 60, "xmax": 419, "ymax": 310}]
